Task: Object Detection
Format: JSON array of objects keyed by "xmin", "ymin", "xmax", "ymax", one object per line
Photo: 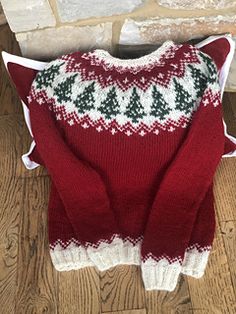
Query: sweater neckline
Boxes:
[{"xmin": 92, "ymin": 40, "xmax": 176, "ymax": 68}]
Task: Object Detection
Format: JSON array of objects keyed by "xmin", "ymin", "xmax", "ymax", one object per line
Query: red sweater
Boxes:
[{"xmin": 4, "ymin": 37, "xmax": 235, "ymax": 292}]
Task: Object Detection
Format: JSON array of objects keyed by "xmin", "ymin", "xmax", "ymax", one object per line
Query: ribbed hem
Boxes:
[
  {"xmin": 181, "ymin": 246, "xmax": 211, "ymax": 278},
  {"xmin": 50, "ymin": 242, "xmax": 94, "ymax": 271},
  {"xmin": 49, "ymin": 236, "xmax": 142, "ymax": 272},
  {"xmin": 141, "ymin": 258, "xmax": 181, "ymax": 291},
  {"xmin": 86, "ymin": 236, "xmax": 141, "ymax": 271}
]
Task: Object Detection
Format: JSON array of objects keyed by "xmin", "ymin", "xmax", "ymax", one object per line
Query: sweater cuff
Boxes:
[
  {"xmin": 86, "ymin": 235, "xmax": 141, "ymax": 271},
  {"xmin": 141, "ymin": 258, "xmax": 181, "ymax": 291},
  {"xmin": 50, "ymin": 241, "xmax": 94, "ymax": 271},
  {"xmin": 181, "ymin": 246, "xmax": 211, "ymax": 278}
]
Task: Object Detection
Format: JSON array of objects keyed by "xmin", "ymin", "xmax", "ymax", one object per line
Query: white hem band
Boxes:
[{"xmin": 49, "ymin": 238, "xmax": 211, "ymax": 291}]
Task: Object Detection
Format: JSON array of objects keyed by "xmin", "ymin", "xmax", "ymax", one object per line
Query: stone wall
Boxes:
[{"xmin": 1, "ymin": 0, "xmax": 236, "ymax": 90}]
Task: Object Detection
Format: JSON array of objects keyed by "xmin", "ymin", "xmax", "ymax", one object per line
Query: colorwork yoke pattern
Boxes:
[{"xmin": 27, "ymin": 40, "xmax": 226, "ymax": 291}]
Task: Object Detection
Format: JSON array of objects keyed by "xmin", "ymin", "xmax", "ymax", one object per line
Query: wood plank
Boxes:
[
  {"xmin": 0, "ymin": 115, "xmax": 25, "ymax": 313},
  {"xmin": 227, "ymin": 93, "xmax": 236, "ymax": 117},
  {"xmin": 0, "ymin": 24, "xmax": 22, "ymax": 115},
  {"xmin": 145, "ymin": 276, "xmax": 192, "ymax": 314},
  {"xmin": 15, "ymin": 176, "xmax": 58, "ymax": 313},
  {"xmin": 187, "ymin": 220, "xmax": 236, "ymax": 314},
  {"xmin": 58, "ymin": 267, "xmax": 100, "ymax": 314},
  {"xmin": 0, "ymin": 114, "xmax": 23, "ymax": 175},
  {"xmin": 100, "ymin": 265, "xmax": 146, "ymax": 313},
  {"xmin": 0, "ymin": 178, "xmax": 22, "ymax": 314},
  {"xmin": 105, "ymin": 309, "xmax": 146, "ymax": 314},
  {"xmin": 0, "ymin": 10, "xmax": 7, "ymax": 26},
  {"xmin": 214, "ymin": 158, "xmax": 236, "ymax": 221},
  {"xmin": 0, "ymin": 114, "xmax": 47, "ymax": 179},
  {"xmin": 222, "ymin": 93, "xmax": 236, "ymax": 137},
  {"xmin": 220, "ymin": 220, "xmax": 236, "ymax": 294}
]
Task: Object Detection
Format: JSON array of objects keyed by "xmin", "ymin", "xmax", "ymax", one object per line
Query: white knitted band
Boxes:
[
  {"xmin": 50, "ymin": 238, "xmax": 211, "ymax": 289},
  {"xmin": 87, "ymin": 236, "xmax": 141, "ymax": 271},
  {"xmin": 50, "ymin": 236, "xmax": 142, "ymax": 272},
  {"xmin": 141, "ymin": 244, "xmax": 211, "ymax": 291},
  {"xmin": 141, "ymin": 258, "xmax": 182, "ymax": 292},
  {"xmin": 181, "ymin": 245, "xmax": 211, "ymax": 278},
  {"xmin": 50, "ymin": 242, "xmax": 94, "ymax": 271}
]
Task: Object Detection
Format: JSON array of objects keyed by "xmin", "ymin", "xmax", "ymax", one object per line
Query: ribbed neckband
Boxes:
[{"xmin": 92, "ymin": 40, "xmax": 176, "ymax": 68}]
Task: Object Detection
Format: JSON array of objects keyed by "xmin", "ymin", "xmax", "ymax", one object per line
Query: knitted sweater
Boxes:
[{"xmin": 22, "ymin": 40, "xmax": 231, "ymax": 291}]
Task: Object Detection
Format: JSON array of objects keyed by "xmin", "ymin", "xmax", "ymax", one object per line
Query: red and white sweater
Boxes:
[{"xmin": 3, "ymin": 36, "xmax": 236, "ymax": 292}]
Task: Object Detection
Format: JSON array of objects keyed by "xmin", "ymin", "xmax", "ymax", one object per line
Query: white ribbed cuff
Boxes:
[
  {"xmin": 181, "ymin": 246, "xmax": 211, "ymax": 278},
  {"xmin": 141, "ymin": 258, "xmax": 181, "ymax": 292},
  {"xmin": 50, "ymin": 242, "xmax": 94, "ymax": 271},
  {"xmin": 87, "ymin": 236, "xmax": 141, "ymax": 271}
]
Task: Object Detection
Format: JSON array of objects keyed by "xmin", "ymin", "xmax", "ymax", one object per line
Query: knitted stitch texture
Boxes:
[{"xmin": 27, "ymin": 40, "xmax": 225, "ymax": 291}]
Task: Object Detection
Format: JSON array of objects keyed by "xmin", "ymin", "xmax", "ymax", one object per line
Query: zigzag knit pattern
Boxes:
[{"xmin": 29, "ymin": 41, "xmax": 220, "ymax": 136}]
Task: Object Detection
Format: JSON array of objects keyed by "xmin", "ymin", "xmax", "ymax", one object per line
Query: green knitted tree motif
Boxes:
[
  {"xmin": 54, "ymin": 74, "xmax": 77, "ymax": 103},
  {"xmin": 98, "ymin": 86, "xmax": 120, "ymax": 119},
  {"xmin": 188, "ymin": 65, "xmax": 208, "ymax": 98},
  {"xmin": 174, "ymin": 78, "xmax": 194, "ymax": 114},
  {"xmin": 150, "ymin": 86, "xmax": 170, "ymax": 120},
  {"xmin": 200, "ymin": 52, "xmax": 217, "ymax": 83},
  {"xmin": 125, "ymin": 87, "xmax": 146, "ymax": 123},
  {"xmin": 74, "ymin": 82, "xmax": 95, "ymax": 114},
  {"xmin": 36, "ymin": 62, "xmax": 64, "ymax": 89}
]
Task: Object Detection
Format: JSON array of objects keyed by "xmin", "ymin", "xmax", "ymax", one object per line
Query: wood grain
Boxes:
[
  {"xmin": 58, "ymin": 267, "xmax": 100, "ymax": 314},
  {"xmin": 214, "ymin": 158, "xmax": 236, "ymax": 221},
  {"xmin": 0, "ymin": 115, "xmax": 23, "ymax": 313},
  {"xmin": 105, "ymin": 309, "xmax": 147, "ymax": 314},
  {"xmin": 145, "ymin": 276, "xmax": 192, "ymax": 314},
  {"xmin": 220, "ymin": 220, "xmax": 236, "ymax": 294},
  {"xmin": 0, "ymin": 114, "xmax": 23, "ymax": 174},
  {"xmin": 100, "ymin": 265, "xmax": 146, "ymax": 313},
  {"xmin": 187, "ymin": 220, "xmax": 236, "ymax": 314},
  {"xmin": 16, "ymin": 176, "xmax": 58, "ymax": 314},
  {"xmin": 0, "ymin": 13, "xmax": 7, "ymax": 26},
  {"xmin": 0, "ymin": 180, "xmax": 21, "ymax": 314},
  {"xmin": 222, "ymin": 93, "xmax": 236, "ymax": 137},
  {"xmin": 0, "ymin": 25, "xmax": 22, "ymax": 116},
  {"xmin": 0, "ymin": 4, "xmax": 6, "ymax": 26},
  {"xmin": 0, "ymin": 175, "xmax": 20, "ymax": 313},
  {"xmin": 227, "ymin": 93, "xmax": 236, "ymax": 116}
]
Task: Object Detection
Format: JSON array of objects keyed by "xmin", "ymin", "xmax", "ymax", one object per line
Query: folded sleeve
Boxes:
[
  {"xmin": 28, "ymin": 95, "xmax": 121, "ymax": 247},
  {"xmin": 140, "ymin": 89, "xmax": 225, "ymax": 291}
]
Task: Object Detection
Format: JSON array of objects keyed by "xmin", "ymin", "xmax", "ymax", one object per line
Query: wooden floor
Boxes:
[{"xmin": 0, "ymin": 24, "xmax": 236, "ymax": 314}]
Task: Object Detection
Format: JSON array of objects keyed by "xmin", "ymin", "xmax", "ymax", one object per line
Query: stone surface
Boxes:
[
  {"xmin": 119, "ymin": 15, "xmax": 236, "ymax": 45},
  {"xmin": 158, "ymin": 0, "xmax": 236, "ymax": 9},
  {"xmin": 119, "ymin": 17, "xmax": 236, "ymax": 91},
  {"xmin": 55, "ymin": 0, "xmax": 146, "ymax": 22},
  {"xmin": 1, "ymin": 0, "xmax": 56, "ymax": 32},
  {"xmin": 16, "ymin": 23, "xmax": 112, "ymax": 60}
]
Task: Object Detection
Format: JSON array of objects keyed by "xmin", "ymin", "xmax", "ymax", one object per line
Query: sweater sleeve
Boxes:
[
  {"xmin": 48, "ymin": 180, "xmax": 96, "ymax": 271},
  {"xmin": 181, "ymin": 183, "xmax": 215, "ymax": 278},
  {"xmin": 28, "ymin": 96, "xmax": 125, "ymax": 270},
  {"xmin": 140, "ymin": 89, "xmax": 225, "ymax": 291}
]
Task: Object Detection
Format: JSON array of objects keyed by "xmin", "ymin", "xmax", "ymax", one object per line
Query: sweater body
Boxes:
[
  {"xmin": 28, "ymin": 40, "xmax": 224, "ymax": 291},
  {"xmin": 63, "ymin": 123, "xmax": 186, "ymax": 238}
]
